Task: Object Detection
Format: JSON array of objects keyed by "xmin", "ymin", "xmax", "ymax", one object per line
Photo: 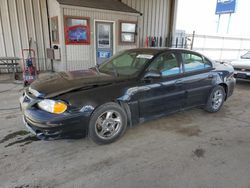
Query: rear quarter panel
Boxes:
[{"xmin": 212, "ymin": 62, "xmax": 235, "ymax": 98}]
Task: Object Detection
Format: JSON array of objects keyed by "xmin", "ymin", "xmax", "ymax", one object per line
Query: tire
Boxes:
[
  {"xmin": 204, "ymin": 85, "xmax": 226, "ymax": 113},
  {"xmin": 88, "ymin": 102, "xmax": 127, "ymax": 145}
]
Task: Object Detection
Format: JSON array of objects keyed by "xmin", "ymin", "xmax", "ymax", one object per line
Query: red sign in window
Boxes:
[{"xmin": 64, "ymin": 16, "xmax": 90, "ymax": 45}]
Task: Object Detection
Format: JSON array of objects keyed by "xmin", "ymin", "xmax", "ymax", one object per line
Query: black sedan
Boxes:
[{"xmin": 20, "ymin": 48, "xmax": 235, "ymax": 144}]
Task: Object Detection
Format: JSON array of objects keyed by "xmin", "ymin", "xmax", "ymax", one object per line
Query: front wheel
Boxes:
[
  {"xmin": 88, "ymin": 102, "xmax": 127, "ymax": 145},
  {"xmin": 204, "ymin": 85, "xmax": 226, "ymax": 113}
]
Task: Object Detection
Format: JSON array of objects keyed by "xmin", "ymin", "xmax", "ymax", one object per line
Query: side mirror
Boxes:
[{"xmin": 144, "ymin": 70, "xmax": 162, "ymax": 79}]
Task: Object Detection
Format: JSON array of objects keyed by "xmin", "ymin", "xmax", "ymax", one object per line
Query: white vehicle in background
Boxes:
[{"xmin": 231, "ymin": 51, "xmax": 250, "ymax": 80}]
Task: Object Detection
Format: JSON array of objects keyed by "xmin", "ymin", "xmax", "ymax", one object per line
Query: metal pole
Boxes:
[
  {"xmin": 227, "ymin": 13, "xmax": 232, "ymax": 34},
  {"xmin": 46, "ymin": 0, "xmax": 54, "ymax": 72},
  {"xmin": 190, "ymin": 31, "xmax": 195, "ymax": 50},
  {"xmin": 217, "ymin": 14, "xmax": 221, "ymax": 33}
]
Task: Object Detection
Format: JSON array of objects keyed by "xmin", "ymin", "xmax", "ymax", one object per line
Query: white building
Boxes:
[{"xmin": 0, "ymin": 0, "xmax": 178, "ymax": 72}]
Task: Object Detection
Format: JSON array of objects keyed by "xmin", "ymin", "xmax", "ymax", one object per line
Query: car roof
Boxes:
[{"xmin": 126, "ymin": 48, "xmax": 203, "ymax": 55}]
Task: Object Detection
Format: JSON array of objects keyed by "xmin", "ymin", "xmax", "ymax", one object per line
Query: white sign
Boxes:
[{"xmin": 136, "ymin": 54, "xmax": 154, "ymax": 59}]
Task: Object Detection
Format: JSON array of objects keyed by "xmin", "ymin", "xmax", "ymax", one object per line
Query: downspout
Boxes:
[{"xmin": 46, "ymin": 0, "xmax": 54, "ymax": 72}]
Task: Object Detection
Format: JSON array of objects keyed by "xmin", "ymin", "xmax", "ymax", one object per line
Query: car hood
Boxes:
[
  {"xmin": 30, "ymin": 69, "xmax": 117, "ymax": 98},
  {"xmin": 230, "ymin": 59, "xmax": 250, "ymax": 69}
]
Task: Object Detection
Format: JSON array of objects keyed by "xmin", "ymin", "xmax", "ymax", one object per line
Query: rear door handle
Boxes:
[{"xmin": 175, "ymin": 80, "xmax": 183, "ymax": 86}]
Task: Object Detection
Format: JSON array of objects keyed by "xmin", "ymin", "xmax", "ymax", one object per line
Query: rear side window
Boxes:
[{"xmin": 182, "ymin": 53, "xmax": 212, "ymax": 72}]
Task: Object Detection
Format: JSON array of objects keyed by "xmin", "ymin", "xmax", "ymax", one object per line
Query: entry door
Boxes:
[{"xmin": 96, "ymin": 22, "xmax": 113, "ymax": 65}]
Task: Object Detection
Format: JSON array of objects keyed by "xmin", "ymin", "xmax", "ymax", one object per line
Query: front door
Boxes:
[
  {"xmin": 139, "ymin": 52, "xmax": 185, "ymax": 119},
  {"xmin": 96, "ymin": 22, "xmax": 113, "ymax": 65}
]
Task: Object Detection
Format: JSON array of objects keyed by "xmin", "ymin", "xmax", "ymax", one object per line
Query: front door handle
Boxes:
[{"xmin": 175, "ymin": 80, "xmax": 183, "ymax": 86}]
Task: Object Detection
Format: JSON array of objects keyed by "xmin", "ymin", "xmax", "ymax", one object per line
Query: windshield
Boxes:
[
  {"xmin": 98, "ymin": 51, "xmax": 154, "ymax": 77},
  {"xmin": 241, "ymin": 51, "xmax": 250, "ymax": 59}
]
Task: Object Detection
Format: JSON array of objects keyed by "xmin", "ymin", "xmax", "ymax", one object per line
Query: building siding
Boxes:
[
  {"xmin": 8, "ymin": 0, "xmax": 22, "ymax": 57},
  {"xmin": 0, "ymin": 7, "xmax": 6, "ymax": 57},
  {"xmin": 0, "ymin": 0, "xmax": 173, "ymax": 72},
  {"xmin": 47, "ymin": 0, "xmax": 63, "ymax": 71},
  {"xmin": 0, "ymin": 0, "xmax": 14, "ymax": 57},
  {"xmin": 62, "ymin": 6, "xmax": 139, "ymax": 71},
  {"xmin": 0, "ymin": 0, "xmax": 50, "ymax": 71},
  {"xmin": 122, "ymin": 0, "xmax": 170, "ymax": 47}
]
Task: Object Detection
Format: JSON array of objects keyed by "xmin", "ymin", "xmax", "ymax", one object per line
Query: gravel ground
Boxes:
[{"xmin": 0, "ymin": 80, "xmax": 250, "ymax": 188}]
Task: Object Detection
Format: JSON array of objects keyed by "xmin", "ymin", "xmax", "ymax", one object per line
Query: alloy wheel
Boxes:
[
  {"xmin": 212, "ymin": 90, "xmax": 224, "ymax": 110},
  {"xmin": 95, "ymin": 110, "xmax": 122, "ymax": 140}
]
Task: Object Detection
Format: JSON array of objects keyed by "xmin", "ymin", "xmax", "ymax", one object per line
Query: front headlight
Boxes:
[{"xmin": 38, "ymin": 99, "xmax": 67, "ymax": 114}]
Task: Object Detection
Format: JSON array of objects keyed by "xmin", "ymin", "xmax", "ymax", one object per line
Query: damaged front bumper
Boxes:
[{"xmin": 20, "ymin": 90, "xmax": 89, "ymax": 140}]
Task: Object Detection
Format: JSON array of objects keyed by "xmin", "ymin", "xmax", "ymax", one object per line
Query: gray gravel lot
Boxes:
[{"xmin": 0, "ymin": 80, "xmax": 250, "ymax": 188}]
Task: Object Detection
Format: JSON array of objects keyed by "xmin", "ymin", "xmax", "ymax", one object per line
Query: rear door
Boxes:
[
  {"xmin": 179, "ymin": 52, "xmax": 215, "ymax": 108},
  {"xmin": 138, "ymin": 52, "xmax": 185, "ymax": 119}
]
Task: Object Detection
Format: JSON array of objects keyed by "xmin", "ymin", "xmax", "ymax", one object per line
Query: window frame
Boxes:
[
  {"xmin": 64, "ymin": 16, "xmax": 90, "ymax": 45},
  {"xmin": 51, "ymin": 16, "xmax": 59, "ymax": 44},
  {"xmin": 119, "ymin": 20, "xmax": 137, "ymax": 44}
]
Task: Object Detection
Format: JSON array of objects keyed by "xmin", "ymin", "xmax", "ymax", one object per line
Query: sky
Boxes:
[{"xmin": 176, "ymin": 0, "xmax": 250, "ymax": 37}]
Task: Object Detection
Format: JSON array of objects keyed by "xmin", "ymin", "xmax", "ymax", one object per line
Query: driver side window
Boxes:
[{"xmin": 148, "ymin": 53, "xmax": 180, "ymax": 76}]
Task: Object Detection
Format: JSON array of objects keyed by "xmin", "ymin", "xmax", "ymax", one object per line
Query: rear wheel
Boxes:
[
  {"xmin": 204, "ymin": 85, "xmax": 226, "ymax": 113},
  {"xmin": 88, "ymin": 102, "xmax": 127, "ymax": 144}
]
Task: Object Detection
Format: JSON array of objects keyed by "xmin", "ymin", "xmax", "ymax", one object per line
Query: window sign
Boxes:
[
  {"xmin": 65, "ymin": 16, "xmax": 90, "ymax": 45},
  {"xmin": 136, "ymin": 54, "xmax": 154, "ymax": 59},
  {"xmin": 68, "ymin": 27, "xmax": 87, "ymax": 41},
  {"xmin": 98, "ymin": 24, "xmax": 111, "ymax": 48},
  {"xmin": 98, "ymin": 51, "xmax": 111, "ymax": 58}
]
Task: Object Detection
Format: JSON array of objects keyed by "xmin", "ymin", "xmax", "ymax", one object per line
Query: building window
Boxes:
[
  {"xmin": 51, "ymin": 16, "xmax": 59, "ymax": 44},
  {"xmin": 64, "ymin": 16, "xmax": 90, "ymax": 45},
  {"xmin": 119, "ymin": 21, "xmax": 137, "ymax": 44}
]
